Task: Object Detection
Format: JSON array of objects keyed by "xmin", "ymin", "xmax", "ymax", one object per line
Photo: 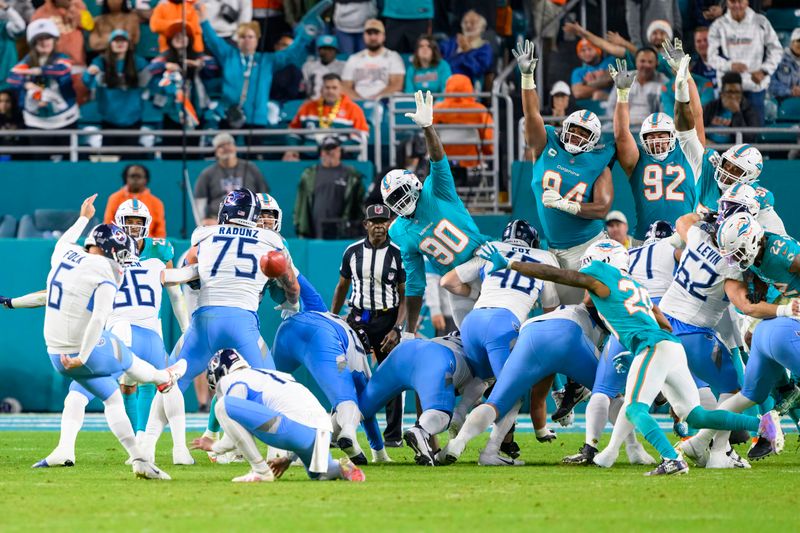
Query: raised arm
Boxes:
[
  {"xmin": 675, "ymin": 212, "xmax": 701, "ymax": 242},
  {"xmin": 404, "ymin": 91, "xmax": 444, "ymax": 161},
  {"xmin": 512, "ymin": 40, "xmax": 547, "ymax": 159},
  {"xmin": 563, "ymin": 22, "xmax": 627, "ymax": 58},
  {"xmin": 669, "ymin": 52, "xmax": 706, "ymax": 182},
  {"xmin": 609, "ymin": 58, "xmax": 640, "ymax": 175},
  {"xmin": 56, "ymin": 194, "xmax": 97, "ymax": 253}
]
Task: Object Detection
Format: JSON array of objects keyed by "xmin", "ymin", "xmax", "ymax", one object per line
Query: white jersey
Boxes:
[
  {"xmin": 192, "ymin": 224, "xmax": 286, "ymax": 312},
  {"xmin": 523, "ymin": 304, "xmax": 606, "ymax": 351},
  {"xmin": 44, "ymin": 235, "xmax": 123, "ymax": 353},
  {"xmin": 217, "ymin": 368, "xmax": 332, "ymax": 431},
  {"xmin": 106, "ymin": 257, "xmax": 166, "ymax": 336},
  {"xmin": 455, "ymin": 241, "xmax": 560, "ymax": 322},
  {"xmin": 177, "ymin": 249, "xmax": 200, "ymax": 315},
  {"xmin": 430, "ymin": 334, "xmax": 473, "ymax": 392},
  {"xmin": 627, "ymin": 239, "xmax": 678, "ymax": 299},
  {"xmin": 660, "ymin": 224, "xmax": 743, "ymax": 329},
  {"xmin": 310, "ymin": 311, "xmax": 371, "ymax": 377},
  {"xmin": 757, "ymin": 208, "xmax": 786, "ymax": 235}
]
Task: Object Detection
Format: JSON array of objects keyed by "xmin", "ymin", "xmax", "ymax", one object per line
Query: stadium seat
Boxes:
[
  {"xmin": 279, "ymin": 99, "xmax": 306, "ymax": 126},
  {"xmin": 18, "ymin": 211, "xmax": 98, "ymax": 239},
  {"xmin": 0, "ymin": 215, "xmax": 17, "ymax": 238},
  {"xmin": 757, "ymin": 123, "xmax": 799, "ymax": 144},
  {"xmin": 778, "ymin": 98, "xmax": 800, "ymax": 122},
  {"xmin": 765, "ymin": 8, "xmax": 800, "ymax": 31}
]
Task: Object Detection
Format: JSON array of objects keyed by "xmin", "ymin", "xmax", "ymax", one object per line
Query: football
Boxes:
[{"xmin": 260, "ymin": 250, "xmax": 288, "ymax": 278}]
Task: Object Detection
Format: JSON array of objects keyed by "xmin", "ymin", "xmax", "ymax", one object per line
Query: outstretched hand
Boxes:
[
  {"xmin": 661, "ymin": 38, "xmax": 686, "ymax": 74},
  {"xmin": 300, "ymin": 0, "xmax": 331, "ymax": 37},
  {"xmin": 478, "ymin": 244, "xmax": 509, "ymax": 274},
  {"xmin": 80, "ymin": 193, "xmax": 97, "ymax": 220},
  {"xmin": 608, "ymin": 58, "xmax": 637, "ymax": 90},
  {"xmin": 404, "ymin": 90, "xmax": 433, "ymax": 128},
  {"xmin": 512, "ymin": 39, "xmax": 538, "ymax": 76}
]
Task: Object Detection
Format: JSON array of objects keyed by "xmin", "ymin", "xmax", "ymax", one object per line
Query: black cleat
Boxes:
[
  {"xmin": 552, "ymin": 380, "xmax": 590, "ymax": 423},
  {"xmin": 562, "ymin": 443, "xmax": 598, "ymax": 465},
  {"xmin": 747, "ymin": 436, "xmax": 774, "ymax": 461},
  {"xmin": 404, "ymin": 426, "xmax": 436, "ymax": 466},
  {"xmin": 500, "ymin": 440, "xmax": 521, "ymax": 459},
  {"xmin": 350, "ymin": 452, "xmax": 368, "ymax": 465},
  {"xmin": 729, "ymin": 429, "xmax": 751, "ymax": 446},
  {"xmin": 536, "ymin": 431, "xmax": 557, "ymax": 443},
  {"xmin": 384, "ymin": 440, "xmax": 404, "ymax": 448},
  {"xmin": 644, "ymin": 458, "xmax": 689, "ymax": 476}
]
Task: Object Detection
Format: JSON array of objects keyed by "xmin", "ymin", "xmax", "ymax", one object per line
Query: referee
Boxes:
[{"xmin": 332, "ymin": 204, "xmax": 407, "ymax": 446}]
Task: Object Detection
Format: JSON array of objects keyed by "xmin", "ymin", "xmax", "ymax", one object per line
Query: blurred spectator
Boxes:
[
  {"xmin": 285, "ymin": 72, "xmax": 368, "ymax": 160},
  {"xmin": 643, "ymin": 19, "xmax": 672, "ymax": 50},
  {"xmin": 626, "ymin": 0, "xmax": 682, "ymax": 49},
  {"xmin": 532, "ymin": 0, "xmax": 562, "ymax": 53},
  {"xmin": 689, "ymin": 0, "xmax": 724, "ymax": 30},
  {"xmin": 570, "ymin": 38, "xmax": 613, "ymax": 100},
  {"xmin": 0, "ymin": 1, "xmax": 25, "ymax": 91},
  {"xmin": 194, "ymin": 132, "xmax": 269, "ymax": 224},
  {"xmin": 104, "ymin": 164, "xmax": 167, "ymax": 238},
  {"xmin": 605, "ymin": 210, "xmax": 633, "ymax": 249},
  {"xmin": 439, "ymin": 9, "xmax": 493, "ymax": 85},
  {"xmin": 661, "ymin": 70, "xmax": 716, "ymax": 114},
  {"xmin": 404, "ymin": 34, "xmax": 451, "ymax": 93},
  {"xmin": 7, "ymin": 20, "xmax": 79, "ymax": 156},
  {"xmin": 606, "ymin": 48, "xmax": 665, "ymax": 125},
  {"xmin": 269, "ymin": 33, "xmax": 305, "ymax": 102},
  {"xmin": 89, "ymin": 0, "xmax": 140, "ymax": 52},
  {"xmin": 252, "ymin": 0, "xmax": 290, "ymax": 52},
  {"xmin": 0, "ymin": 88, "xmax": 24, "ymax": 154},
  {"xmin": 293, "ymin": 135, "xmax": 365, "ymax": 239},
  {"xmin": 83, "ymin": 29, "xmax": 149, "ymax": 147},
  {"xmin": 341, "ymin": 18, "xmax": 404, "ymax": 100},
  {"xmin": 769, "ymin": 28, "xmax": 800, "ymax": 101},
  {"xmin": 542, "ymin": 81, "xmax": 574, "ymax": 125},
  {"xmin": 32, "ymin": 0, "xmax": 93, "ymax": 69},
  {"xmin": 703, "ymin": 71, "xmax": 762, "ymax": 143},
  {"xmin": 690, "ymin": 26, "xmax": 717, "ymax": 92},
  {"xmin": 381, "ymin": 0, "xmax": 432, "ymax": 54},
  {"xmin": 150, "ymin": 0, "xmax": 203, "ymax": 53},
  {"xmin": 203, "ymin": 0, "xmax": 251, "ymax": 42},
  {"xmin": 147, "ymin": 23, "xmax": 219, "ymax": 154},
  {"xmin": 303, "ymin": 34, "xmax": 345, "ymax": 100},
  {"xmin": 432, "ymin": 73, "xmax": 493, "ymax": 168},
  {"xmin": 283, "ymin": 0, "xmax": 316, "ymax": 27},
  {"xmin": 332, "ymin": 0, "xmax": 375, "ymax": 54},
  {"xmin": 707, "ymin": 0, "xmax": 782, "ymax": 119},
  {"xmin": 7, "ymin": 0, "xmax": 33, "ymax": 23},
  {"xmin": 201, "ymin": 8, "xmax": 320, "ymax": 129}
]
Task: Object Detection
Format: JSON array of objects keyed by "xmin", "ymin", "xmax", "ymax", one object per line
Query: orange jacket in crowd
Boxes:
[
  {"xmin": 432, "ymin": 74, "xmax": 494, "ymax": 168},
  {"xmin": 290, "ymin": 94, "xmax": 369, "ymax": 141},
  {"xmin": 104, "ymin": 187, "xmax": 167, "ymax": 238},
  {"xmin": 150, "ymin": 0, "xmax": 204, "ymax": 53}
]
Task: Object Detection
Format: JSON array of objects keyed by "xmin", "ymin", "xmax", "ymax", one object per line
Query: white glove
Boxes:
[
  {"xmin": 511, "ymin": 39, "xmax": 538, "ymax": 90},
  {"xmin": 542, "ymin": 188, "xmax": 580, "ymax": 215},
  {"xmin": 274, "ymin": 299, "xmax": 300, "ymax": 319},
  {"xmin": 776, "ymin": 299, "xmax": 800, "ymax": 319},
  {"xmin": 400, "ymin": 332, "xmax": 416, "ymax": 342},
  {"xmin": 674, "ymin": 54, "xmax": 691, "ymax": 103},
  {"xmin": 404, "ymin": 90, "xmax": 433, "ymax": 128}
]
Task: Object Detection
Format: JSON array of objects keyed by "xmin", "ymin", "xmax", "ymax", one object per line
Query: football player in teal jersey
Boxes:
[
  {"xmin": 381, "ymin": 90, "xmax": 491, "ymax": 332},
  {"xmin": 610, "ymin": 44, "xmax": 705, "ymax": 242},
  {"xmin": 477, "ymin": 238, "xmax": 783, "ymax": 475},
  {"xmin": 513, "ymin": 39, "xmax": 615, "ymax": 305}
]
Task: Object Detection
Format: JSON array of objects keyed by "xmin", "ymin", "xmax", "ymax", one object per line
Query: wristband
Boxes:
[
  {"xmin": 777, "ymin": 303, "xmax": 793, "ymax": 318},
  {"xmin": 616, "ymin": 88, "xmax": 630, "ymax": 103},
  {"xmin": 521, "ymin": 73, "xmax": 535, "ymax": 90},
  {"xmin": 675, "ymin": 80, "xmax": 690, "ymax": 103}
]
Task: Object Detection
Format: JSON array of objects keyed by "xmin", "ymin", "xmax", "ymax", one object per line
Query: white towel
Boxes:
[{"xmin": 310, "ymin": 429, "xmax": 332, "ymax": 474}]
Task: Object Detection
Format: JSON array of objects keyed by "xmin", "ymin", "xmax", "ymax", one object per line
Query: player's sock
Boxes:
[
  {"xmin": 48, "ymin": 390, "xmax": 89, "ymax": 463},
  {"xmin": 162, "ymin": 387, "xmax": 187, "ymax": 450},
  {"xmin": 126, "ymin": 356, "xmax": 170, "ymax": 385},
  {"xmin": 454, "ymin": 403, "xmax": 496, "ymax": 447},
  {"xmin": 141, "ymin": 393, "xmax": 167, "ymax": 460},
  {"xmin": 122, "ymin": 389, "xmax": 138, "ymax": 430},
  {"xmin": 585, "ymin": 393, "xmax": 611, "ymax": 447},
  {"xmin": 608, "ymin": 395, "xmax": 623, "ymax": 422},
  {"xmin": 104, "ymin": 390, "xmax": 143, "ymax": 460},
  {"xmin": 215, "ymin": 397, "xmax": 269, "ymax": 474},
  {"xmin": 685, "ymin": 405, "xmax": 759, "ymax": 433},
  {"xmin": 135, "ymin": 384, "xmax": 156, "ymax": 434},
  {"xmin": 626, "ymin": 402, "xmax": 678, "ymax": 460},
  {"xmin": 552, "ymin": 374, "xmax": 565, "ymax": 391},
  {"xmin": 484, "ymin": 401, "xmax": 520, "ymax": 455},
  {"xmin": 418, "ymin": 409, "xmax": 450, "ymax": 437},
  {"xmin": 335, "ymin": 401, "xmax": 364, "ymax": 456},
  {"xmin": 206, "ymin": 395, "xmax": 221, "ymax": 433},
  {"xmin": 708, "ymin": 393, "xmax": 737, "ymax": 453},
  {"xmin": 698, "ymin": 387, "xmax": 717, "ymax": 411}
]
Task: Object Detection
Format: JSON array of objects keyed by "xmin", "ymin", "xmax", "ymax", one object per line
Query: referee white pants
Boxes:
[
  {"xmin": 548, "ymin": 232, "xmax": 605, "ymax": 305},
  {"xmin": 625, "ymin": 340, "xmax": 699, "ymax": 420}
]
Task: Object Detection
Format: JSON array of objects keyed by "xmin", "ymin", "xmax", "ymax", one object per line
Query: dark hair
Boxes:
[
  {"xmin": 122, "ymin": 164, "xmax": 150, "ymax": 184},
  {"xmin": 101, "ymin": 0, "xmax": 131, "ymax": 15},
  {"xmin": 322, "ymin": 72, "xmax": 342, "ymax": 83},
  {"xmin": 634, "ymin": 46, "xmax": 658, "ymax": 61},
  {"xmin": 721, "ymin": 71, "xmax": 743, "ymax": 87},
  {"xmin": 25, "ymin": 38, "xmax": 58, "ymax": 67},
  {"xmin": 0, "ymin": 89, "xmax": 22, "ymax": 125},
  {"xmin": 412, "ymin": 34, "xmax": 442, "ymax": 69},
  {"xmin": 103, "ymin": 41, "xmax": 139, "ymax": 89},
  {"xmin": 165, "ymin": 34, "xmax": 200, "ymax": 78}
]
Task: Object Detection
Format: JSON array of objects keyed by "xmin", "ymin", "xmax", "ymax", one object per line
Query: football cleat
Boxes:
[
  {"xmin": 552, "ymin": 381, "xmax": 590, "ymax": 424},
  {"xmin": 500, "ymin": 439, "xmax": 522, "ymax": 458},
  {"xmin": 371, "ymin": 448, "xmax": 393, "ymax": 463},
  {"xmin": 644, "ymin": 457, "xmax": 689, "ymax": 476},
  {"xmin": 404, "ymin": 426, "xmax": 436, "ymax": 466},
  {"xmin": 232, "ymin": 470, "xmax": 275, "ymax": 483},
  {"xmin": 536, "ymin": 430, "xmax": 557, "ymax": 443},
  {"xmin": 437, "ymin": 439, "xmax": 465, "ymax": 466},
  {"xmin": 132, "ymin": 459, "xmax": 171, "ymax": 480},
  {"xmin": 478, "ymin": 450, "xmax": 524, "ymax": 466},
  {"xmin": 626, "ymin": 442, "xmax": 657, "ymax": 465},
  {"xmin": 32, "ymin": 457, "xmax": 75, "ymax": 468},
  {"xmin": 157, "ymin": 359, "xmax": 187, "ymax": 393},
  {"xmin": 705, "ymin": 448, "xmax": 751, "ymax": 469},
  {"xmin": 339, "ymin": 457, "xmax": 366, "ymax": 482},
  {"xmin": 758, "ymin": 410, "xmax": 784, "ymax": 455},
  {"xmin": 173, "ymin": 446, "xmax": 195, "ymax": 465},
  {"xmin": 592, "ymin": 447, "xmax": 617, "ymax": 468},
  {"xmin": 776, "ymin": 385, "xmax": 800, "ymax": 415},
  {"xmin": 747, "ymin": 436, "xmax": 773, "ymax": 461},
  {"xmin": 562, "ymin": 443, "xmax": 598, "ymax": 465},
  {"xmin": 337, "ymin": 436, "xmax": 367, "ymax": 465},
  {"xmin": 675, "ymin": 437, "xmax": 709, "ymax": 467},
  {"xmin": 384, "ymin": 440, "xmax": 404, "ymax": 448}
]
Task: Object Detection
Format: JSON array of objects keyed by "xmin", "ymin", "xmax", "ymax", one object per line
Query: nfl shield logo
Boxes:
[{"xmin": 388, "ymin": 271, "xmax": 395, "ymax": 281}]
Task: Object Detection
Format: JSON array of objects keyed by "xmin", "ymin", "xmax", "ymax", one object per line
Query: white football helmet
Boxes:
[
  {"xmin": 381, "ymin": 169, "xmax": 422, "ymax": 217},
  {"xmin": 114, "ymin": 199, "xmax": 152, "ymax": 239},
  {"xmin": 714, "ymin": 144, "xmax": 763, "ymax": 191},
  {"xmin": 580, "ymin": 238, "xmax": 630, "ymax": 272},
  {"xmin": 560, "ymin": 110, "xmax": 602, "ymax": 154},
  {"xmin": 256, "ymin": 193, "xmax": 282, "ymax": 232},
  {"xmin": 716, "ymin": 212, "xmax": 764, "ymax": 271},
  {"xmin": 717, "ymin": 183, "xmax": 760, "ymax": 221},
  {"xmin": 639, "ymin": 113, "xmax": 676, "ymax": 161}
]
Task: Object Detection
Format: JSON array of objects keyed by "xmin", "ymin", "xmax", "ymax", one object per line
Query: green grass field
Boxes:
[{"xmin": 2, "ymin": 431, "xmax": 799, "ymax": 532}]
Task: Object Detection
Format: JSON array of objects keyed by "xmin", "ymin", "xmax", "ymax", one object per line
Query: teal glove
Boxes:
[
  {"xmin": 477, "ymin": 244, "xmax": 508, "ymax": 273},
  {"xmin": 613, "ymin": 351, "xmax": 634, "ymax": 374},
  {"xmin": 298, "ymin": 0, "xmax": 331, "ymax": 38}
]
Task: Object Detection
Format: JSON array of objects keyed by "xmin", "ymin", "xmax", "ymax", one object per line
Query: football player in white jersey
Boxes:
[
  {"xmin": 440, "ymin": 219, "xmax": 561, "ymax": 465},
  {"xmin": 39, "ymin": 195, "xmax": 185, "ymax": 479},
  {"xmin": 163, "ymin": 189, "xmax": 300, "ymax": 391},
  {"xmin": 190, "ymin": 350, "xmax": 365, "ymax": 483},
  {"xmin": 566, "ymin": 221, "xmax": 677, "ymax": 465}
]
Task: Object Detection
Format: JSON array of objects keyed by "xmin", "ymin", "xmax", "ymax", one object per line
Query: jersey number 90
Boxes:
[{"xmin": 420, "ymin": 219, "xmax": 468, "ymax": 266}]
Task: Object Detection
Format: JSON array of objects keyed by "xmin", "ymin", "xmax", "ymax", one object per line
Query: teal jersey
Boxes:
[
  {"xmin": 630, "ymin": 144, "xmax": 697, "ymax": 239},
  {"xmin": 388, "ymin": 156, "xmax": 490, "ymax": 297},
  {"xmin": 695, "ymin": 148, "xmax": 721, "ymax": 214},
  {"xmin": 532, "ymin": 124, "xmax": 616, "ymax": 249},
  {"xmin": 580, "ymin": 260, "xmax": 678, "ymax": 355},
  {"xmin": 139, "ymin": 237, "xmax": 174, "ymax": 264},
  {"xmin": 754, "ymin": 184, "xmax": 775, "ymax": 211},
  {"xmin": 750, "ymin": 232, "xmax": 800, "ymax": 298}
]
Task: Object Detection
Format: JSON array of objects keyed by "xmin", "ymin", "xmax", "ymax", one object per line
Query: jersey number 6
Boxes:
[{"xmin": 420, "ymin": 219, "xmax": 468, "ymax": 266}]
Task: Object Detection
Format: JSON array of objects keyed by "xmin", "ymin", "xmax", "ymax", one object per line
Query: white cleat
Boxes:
[
  {"xmin": 232, "ymin": 470, "xmax": 275, "ymax": 483},
  {"xmin": 173, "ymin": 446, "xmax": 195, "ymax": 465},
  {"xmin": 478, "ymin": 450, "xmax": 525, "ymax": 466},
  {"xmin": 132, "ymin": 459, "xmax": 171, "ymax": 480},
  {"xmin": 676, "ymin": 438, "xmax": 709, "ymax": 467},
  {"xmin": 626, "ymin": 443, "xmax": 657, "ymax": 465},
  {"xmin": 371, "ymin": 448, "xmax": 393, "ymax": 463},
  {"xmin": 706, "ymin": 449, "xmax": 751, "ymax": 469},
  {"xmin": 215, "ymin": 451, "xmax": 245, "ymax": 464},
  {"xmin": 157, "ymin": 359, "xmax": 187, "ymax": 393},
  {"xmin": 592, "ymin": 447, "xmax": 618, "ymax": 468},
  {"xmin": 32, "ymin": 456, "xmax": 75, "ymax": 468},
  {"xmin": 437, "ymin": 439, "xmax": 465, "ymax": 466}
]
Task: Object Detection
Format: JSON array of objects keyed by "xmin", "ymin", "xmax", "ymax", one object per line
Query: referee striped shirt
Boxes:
[{"xmin": 339, "ymin": 237, "xmax": 405, "ymax": 311}]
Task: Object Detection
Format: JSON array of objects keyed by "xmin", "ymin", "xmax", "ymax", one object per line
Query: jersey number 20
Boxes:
[{"xmin": 420, "ymin": 219, "xmax": 468, "ymax": 266}]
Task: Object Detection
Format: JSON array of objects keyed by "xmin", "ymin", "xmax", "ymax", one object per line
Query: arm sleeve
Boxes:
[
  {"xmin": 761, "ymin": 21, "xmax": 784, "ymax": 75},
  {"xmin": 163, "ymin": 264, "xmax": 200, "ymax": 284},
  {"xmin": 676, "ymin": 128, "xmax": 705, "ymax": 184},
  {"xmin": 424, "ymin": 272, "xmax": 442, "ymax": 315},
  {"xmin": 341, "ymin": 57, "xmax": 354, "ymax": 82},
  {"xmin": 200, "ymin": 20, "xmax": 230, "ymax": 62},
  {"xmin": 55, "ymin": 216, "xmax": 90, "ymax": 254},
  {"xmin": 429, "ymin": 156, "xmax": 458, "ymax": 202},
  {"xmin": 454, "ymin": 256, "xmax": 484, "ymax": 284},
  {"xmin": 389, "ymin": 52, "xmax": 405, "ymax": 75},
  {"xmin": 339, "ymin": 248, "xmax": 352, "ymax": 278},
  {"xmin": 11, "ymin": 291, "xmax": 47, "ymax": 308},
  {"xmin": 272, "ymin": 30, "xmax": 311, "ymax": 71},
  {"xmin": 402, "ymin": 248, "xmax": 427, "ymax": 297},
  {"xmin": 78, "ymin": 282, "xmax": 117, "ymax": 363}
]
